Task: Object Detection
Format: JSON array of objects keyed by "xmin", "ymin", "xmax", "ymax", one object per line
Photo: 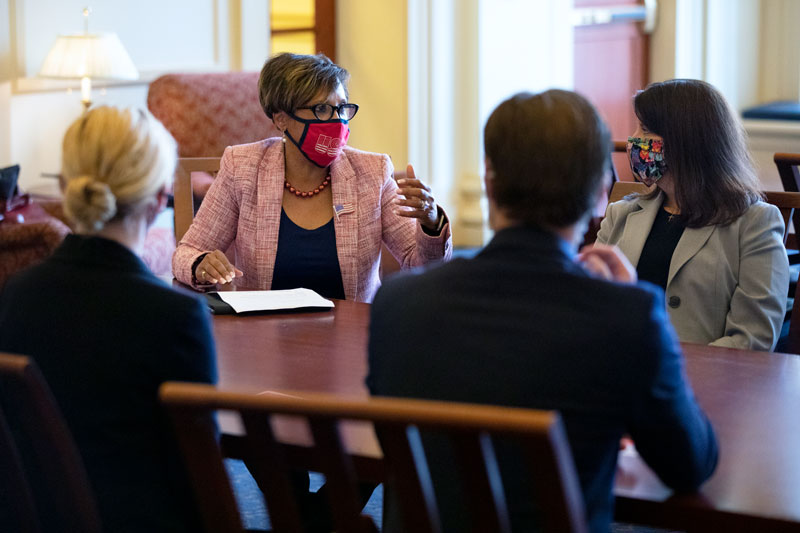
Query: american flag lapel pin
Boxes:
[{"xmin": 333, "ymin": 203, "xmax": 354, "ymax": 221}]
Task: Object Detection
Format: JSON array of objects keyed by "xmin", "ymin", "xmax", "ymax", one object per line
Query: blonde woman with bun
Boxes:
[
  {"xmin": 0, "ymin": 106, "xmax": 217, "ymax": 532},
  {"xmin": 61, "ymin": 105, "xmax": 177, "ymax": 242}
]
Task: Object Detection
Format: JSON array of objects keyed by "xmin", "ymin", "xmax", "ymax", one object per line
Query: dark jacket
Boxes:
[
  {"xmin": 0, "ymin": 234, "xmax": 217, "ymax": 532},
  {"xmin": 367, "ymin": 226, "xmax": 718, "ymax": 533}
]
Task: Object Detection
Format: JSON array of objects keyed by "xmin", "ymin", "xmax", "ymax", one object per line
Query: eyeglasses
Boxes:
[{"xmin": 295, "ymin": 102, "xmax": 359, "ymax": 121}]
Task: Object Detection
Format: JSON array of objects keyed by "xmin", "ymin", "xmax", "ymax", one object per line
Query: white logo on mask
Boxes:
[{"xmin": 315, "ymin": 134, "xmax": 343, "ymax": 156}]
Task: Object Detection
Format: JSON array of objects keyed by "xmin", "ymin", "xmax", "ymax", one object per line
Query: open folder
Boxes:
[{"xmin": 205, "ymin": 288, "xmax": 335, "ymax": 315}]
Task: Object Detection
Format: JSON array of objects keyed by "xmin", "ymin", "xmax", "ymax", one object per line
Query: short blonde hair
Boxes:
[
  {"xmin": 61, "ymin": 106, "xmax": 177, "ymax": 232},
  {"xmin": 259, "ymin": 53, "xmax": 350, "ymax": 119}
]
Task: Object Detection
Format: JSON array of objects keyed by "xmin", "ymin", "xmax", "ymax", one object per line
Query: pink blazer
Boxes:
[{"xmin": 172, "ymin": 138, "xmax": 453, "ymax": 302}]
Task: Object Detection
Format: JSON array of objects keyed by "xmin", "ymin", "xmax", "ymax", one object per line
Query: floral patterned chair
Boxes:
[
  {"xmin": 147, "ymin": 72, "xmax": 281, "ymax": 199},
  {"xmin": 0, "ymin": 203, "xmax": 70, "ymax": 289}
]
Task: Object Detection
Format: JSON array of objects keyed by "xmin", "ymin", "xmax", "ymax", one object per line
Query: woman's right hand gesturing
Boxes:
[
  {"xmin": 195, "ymin": 250, "xmax": 243, "ymax": 285},
  {"xmin": 576, "ymin": 244, "xmax": 637, "ymax": 284}
]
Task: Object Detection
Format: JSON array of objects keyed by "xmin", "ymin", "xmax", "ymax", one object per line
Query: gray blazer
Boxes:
[{"xmin": 597, "ymin": 191, "xmax": 789, "ymax": 351}]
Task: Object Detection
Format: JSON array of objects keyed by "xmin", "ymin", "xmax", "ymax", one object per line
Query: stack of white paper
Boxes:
[{"xmin": 216, "ymin": 288, "xmax": 335, "ymax": 313}]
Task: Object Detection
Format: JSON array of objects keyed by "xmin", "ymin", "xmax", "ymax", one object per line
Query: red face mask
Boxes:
[{"xmin": 285, "ymin": 113, "xmax": 350, "ymax": 168}]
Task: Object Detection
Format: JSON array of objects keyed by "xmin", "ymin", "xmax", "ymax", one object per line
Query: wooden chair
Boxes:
[
  {"xmin": 609, "ymin": 140, "xmax": 627, "ymax": 183},
  {"xmin": 0, "ymin": 353, "xmax": 101, "ymax": 533},
  {"xmin": 606, "ymin": 181, "xmax": 651, "ymax": 205},
  {"xmin": 160, "ymin": 384, "xmax": 588, "ymax": 533},
  {"xmin": 762, "ymin": 191, "xmax": 800, "ymax": 244},
  {"xmin": 774, "ymin": 153, "xmax": 800, "ymax": 195},
  {"xmin": 774, "ymin": 153, "xmax": 800, "ymax": 249},
  {"xmin": 766, "ymin": 190, "xmax": 800, "ymax": 353},
  {"xmin": 174, "ymin": 157, "xmax": 221, "ymax": 242}
]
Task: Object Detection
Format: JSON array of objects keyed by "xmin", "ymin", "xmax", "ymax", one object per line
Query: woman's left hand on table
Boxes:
[{"xmin": 394, "ymin": 164, "xmax": 440, "ymax": 231}]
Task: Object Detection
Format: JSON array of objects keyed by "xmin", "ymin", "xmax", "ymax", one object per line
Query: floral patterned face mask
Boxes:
[{"xmin": 627, "ymin": 136, "xmax": 666, "ymax": 187}]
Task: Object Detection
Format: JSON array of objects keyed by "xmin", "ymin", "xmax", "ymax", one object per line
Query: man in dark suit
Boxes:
[{"xmin": 367, "ymin": 90, "xmax": 718, "ymax": 533}]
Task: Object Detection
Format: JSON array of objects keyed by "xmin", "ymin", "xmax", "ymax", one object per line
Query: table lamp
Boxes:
[{"xmin": 39, "ymin": 7, "xmax": 138, "ymax": 111}]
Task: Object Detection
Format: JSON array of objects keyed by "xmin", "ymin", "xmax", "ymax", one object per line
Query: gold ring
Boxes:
[{"xmin": 200, "ymin": 270, "xmax": 206, "ymax": 280}]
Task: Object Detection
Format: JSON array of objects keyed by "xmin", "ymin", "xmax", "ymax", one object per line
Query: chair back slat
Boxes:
[
  {"xmin": 519, "ymin": 421, "xmax": 590, "ymax": 533},
  {"xmin": 174, "ymin": 157, "xmax": 221, "ymax": 242},
  {"xmin": 788, "ymin": 278, "xmax": 800, "ymax": 354},
  {"xmin": 160, "ymin": 383, "xmax": 588, "ymax": 533},
  {"xmin": 609, "ymin": 140, "xmax": 628, "ymax": 184},
  {"xmin": 308, "ymin": 417, "xmax": 379, "ymax": 533},
  {"xmin": 766, "ymin": 192, "xmax": 800, "ymax": 355},
  {"xmin": 374, "ymin": 424, "xmax": 442, "ymax": 533},
  {"xmin": 451, "ymin": 432, "xmax": 512, "ymax": 533},
  {"xmin": 775, "ymin": 153, "xmax": 800, "ymax": 192},
  {"xmin": 239, "ymin": 411, "xmax": 305, "ymax": 533},
  {"xmin": 166, "ymin": 405, "xmax": 243, "ymax": 532},
  {"xmin": 773, "ymin": 153, "xmax": 800, "ymax": 243},
  {"xmin": 0, "ymin": 353, "xmax": 102, "ymax": 533},
  {"xmin": 763, "ymin": 191, "xmax": 800, "ymax": 243}
]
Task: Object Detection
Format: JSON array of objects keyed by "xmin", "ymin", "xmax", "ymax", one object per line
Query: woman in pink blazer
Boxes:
[{"xmin": 172, "ymin": 53, "xmax": 452, "ymax": 302}]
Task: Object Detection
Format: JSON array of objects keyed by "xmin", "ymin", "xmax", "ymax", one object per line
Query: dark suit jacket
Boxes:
[
  {"xmin": 367, "ymin": 226, "xmax": 718, "ymax": 533},
  {"xmin": 0, "ymin": 234, "xmax": 217, "ymax": 532}
]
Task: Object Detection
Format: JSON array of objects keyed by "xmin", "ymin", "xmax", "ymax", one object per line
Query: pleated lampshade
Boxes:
[
  {"xmin": 39, "ymin": 33, "xmax": 138, "ymax": 81},
  {"xmin": 40, "ymin": 32, "xmax": 138, "ymax": 110}
]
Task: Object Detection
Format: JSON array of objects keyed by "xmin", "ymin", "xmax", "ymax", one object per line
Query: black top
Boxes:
[
  {"xmin": 0, "ymin": 234, "xmax": 217, "ymax": 532},
  {"xmin": 636, "ymin": 208, "xmax": 685, "ymax": 290},
  {"xmin": 271, "ymin": 208, "xmax": 346, "ymax": 299},
  {"xmin": 368, "ymin": 225, "xmax": 717, "ymax": 533}
]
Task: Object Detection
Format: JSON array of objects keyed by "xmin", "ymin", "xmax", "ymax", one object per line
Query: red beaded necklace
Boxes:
[{"xmin": 284, "ymin": 174, "xmax": 330, "ymax": 198}]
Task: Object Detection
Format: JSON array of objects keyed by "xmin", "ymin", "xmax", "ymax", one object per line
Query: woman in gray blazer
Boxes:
[{"xmin": 596, "ymin": 79, "xmax": 788, "ymax": 351}]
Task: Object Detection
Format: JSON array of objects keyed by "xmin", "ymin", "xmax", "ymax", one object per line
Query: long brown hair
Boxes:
[{"xmin": 634, "ymin": 79, "xmax": 761, "ymax": 228}]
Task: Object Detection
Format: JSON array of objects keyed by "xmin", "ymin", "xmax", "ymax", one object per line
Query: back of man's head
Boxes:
[{"xmin": 484, "ymin": 90, "xmax": 611, "ymax": 229}]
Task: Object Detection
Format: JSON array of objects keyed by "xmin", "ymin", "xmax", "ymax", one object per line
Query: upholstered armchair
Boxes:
[
  {"xmin": 148, "ymin": 72, "xmax": 281, "ymax": 199},
  {"xmin": 0, "ymin": 203, "xmax": 70, "ymax": 289},
  {"xmin": 1, "ymin": 200, "xmax": 173, "ymax": 282}
]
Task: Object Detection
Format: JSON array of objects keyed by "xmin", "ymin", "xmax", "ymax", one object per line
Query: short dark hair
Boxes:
[
  {"xmin": 634, "ymin": 79, "xmax": 761, "ymax": 228},
  {"xmin": 258, "ymin": 53, "xmax": 350, "ymax": 119},
  {"xmin": 483, "ymin": 90, "xmax": 611, "ymax": 228}
]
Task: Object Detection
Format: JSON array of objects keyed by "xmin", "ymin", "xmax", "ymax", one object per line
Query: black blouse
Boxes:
[
  {"xmin": 271, "ymin": 208, "xmax": 346, "ymax": 299},
  {"xmin": 636, "ymin": 207, "xmax": 685, "ymax": 290}
]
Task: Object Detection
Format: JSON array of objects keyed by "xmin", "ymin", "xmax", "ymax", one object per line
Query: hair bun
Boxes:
[{"xmin": 63, "ymin": 175, "xmax": 117, "ymax": 232}]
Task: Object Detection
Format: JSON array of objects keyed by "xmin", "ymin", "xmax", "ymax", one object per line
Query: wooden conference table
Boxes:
[{"xmin": 212, "ymin": 299, "xmax": 800, "ymax": 532}]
